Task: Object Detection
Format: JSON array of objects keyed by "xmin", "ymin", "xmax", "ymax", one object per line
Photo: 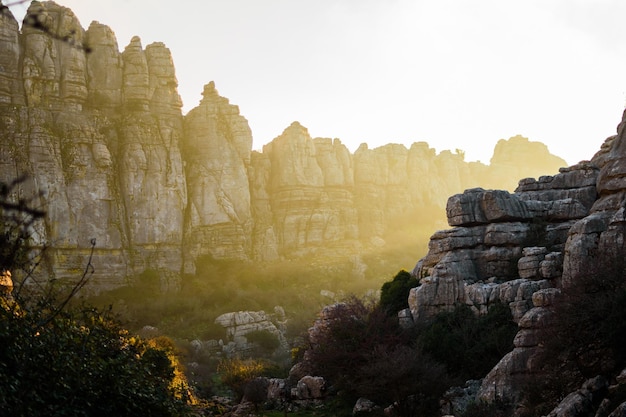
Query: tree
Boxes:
[
  {"xmin": 379, "ymin": 269, "xmax": 418, "ymax": 315},
  {"xmin": 0, "ymin": 305, "xmax": 191, "ymax": 416},
  {"xmin": 355, "ymin": 344, "xmax": 449, "ymax": 417},
  {"xmin": 521, "ymin": 250, "xmax": 626, "ymax": 414}
]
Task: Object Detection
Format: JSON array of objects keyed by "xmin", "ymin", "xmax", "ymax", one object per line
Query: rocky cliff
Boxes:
[
  {"xmin": 0, "ymin": 2, "xmax": 567, "ymax": 291},
  {"xmin": 406, "ymin": 104, "xmax": 626, "ymax": 413}
]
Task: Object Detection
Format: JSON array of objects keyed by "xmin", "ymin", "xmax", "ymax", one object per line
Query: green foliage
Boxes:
[
  {"xmin": 135, "ymin": 268, "xmax": 162, "ymax": 295},
  {"xmin": 0, "ymin": 301, "xmax": 191, "ymax": 416},
  {"xmin": 379, "ymin": 269, "xmax": 418, "ymax": 315},
  {"xmin": 418, "ymin": 302, "xmax": 517, "ymax": 381}
]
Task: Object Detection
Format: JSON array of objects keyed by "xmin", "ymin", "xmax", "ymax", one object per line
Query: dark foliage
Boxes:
[
  {"xmin": 460, "ymin": 398, "xmax": 514, "ymax": 417},
  {"xmin": 0, "ymin": 302, "xmax": 190, "ymax": 416},
  {"xmin": 304, "ymin": 296, "xmax": 451, "ymax": 416},
  {"xmin": 217, "ymin": 358, "xmax": 277, "ymax": 401},
  {"xmin": 246, "ymin": 329, "xmax": 281, "ymax": 354},
  {"xmin": 417, "ymin": 302, "xmax": 517, "ymax": 381},
  {"xmin": 379, "ymin": 269, "xmax": 418, "ymax": 315},
  {"xmin": 521, "ymin": 250, "xmax": 626, "ymax": 413},
  {"xmin": 243, "ymin": 377, "xmax": 270, "ymax": 411}
]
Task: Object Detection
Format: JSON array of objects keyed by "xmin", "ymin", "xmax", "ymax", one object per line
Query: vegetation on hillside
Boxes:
[{"xmin": 299, "ymin": 291, "xmax": 518, "ymax": 417}]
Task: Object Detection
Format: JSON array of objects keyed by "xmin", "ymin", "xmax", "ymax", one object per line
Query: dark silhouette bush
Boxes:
[
  {"xmin": 0, "ymin": 303, "xmax": 191, "ymax": 416},
  {"xmin": 379, "ymin": 269, "xmax": 418, "ymax": 315},
  {"xmin": 418, "ymin": 302, "xmax": 517, "ymax": 381},
  {"xmin": 303, "ymin": 296, "xmax": 451, "ymax": 416},
  {"xmin": 217, "ymin": 357, "xmax": 276, "ymax": 401},
  {"xmin": 246, "ymin": 329, "xmax": 281, "ymax": 355}
]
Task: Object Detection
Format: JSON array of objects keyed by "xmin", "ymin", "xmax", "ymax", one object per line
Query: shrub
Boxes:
[
  {"xmin": 303, "ymin": 296, "xmax": 451, "ymax": 416},
  {"xmin": 217, "ymin": 357, "xmax": 276, "ymax": 401},
  {"xmin": 460, "ymin": 398, "xmax": 514, "ymax": 417},
  {"xmin": 0, "ymin": 303, "xmax": 191, "ymax": 416},
  {"xmin": 246, "ymin": 329, "xmax": 281, "ymax": 354},
  {"xmin": 418, "ymin": 302, "xmax": 517, "ymax": 381},
  {"xmin": 379, "ymin": 269, "xmax": 418, "ymax": 315}
]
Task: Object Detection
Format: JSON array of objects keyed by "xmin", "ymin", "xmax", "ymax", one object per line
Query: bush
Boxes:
[
  {"xmin": 246, "ymin": 329, "xmax": 281, "ymax": 354},
  {"xmin": 418, "ymin": 302, "xmax": 517, "ymax": 381},
  {"xmin": 379, "ymin": 270, "xmax": 418, "ymax": 315},
  {"xmin": 460, "ymin": 398, "xmax": 514, "ymax": 417},
  {"xmin": 303, "ymin": 296, "xmax": 451, "ymax": 416},
  {"xmin": 217, "ymin": 357, "xmax": 277, "ymax": 401},
  {"xmin": 0, "ymin": 302, "xmax": 191, "ymax": 416}
]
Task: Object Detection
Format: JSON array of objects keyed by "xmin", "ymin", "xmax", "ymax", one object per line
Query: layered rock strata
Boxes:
[
  {"xmin": 407, "ymin": 112, "xmax": 626, "ymax": 406},
  {"xmin": 409, "ymin": 160, "xmax": 599, "ymax": 322},
  {"xmin": 0, "ymin": 2, "xmax": 568, "ymax": 291}
]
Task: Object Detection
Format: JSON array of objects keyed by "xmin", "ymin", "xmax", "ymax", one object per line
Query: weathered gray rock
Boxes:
[
  {"xmin": 353, "ymin": 398, "xmax": 380, "ymax": 415},
  {"xmin": 545, "ymin": 376, "xmax": 608, "ymax": 417},
  {"xmin": 518, "ymin": 246, "xmax": 548, "ymax": 279},
  {"xmin": 0, "ymin": 5, "xmax": 21, "ymax": 104},
  {"xmin": 183, "ymin": 82, "xmax": 252, "ymax": 265},
  {"xmin": 440, "ymin": 380, "xmax": 482, "ymax": 417},
  {"xmin": 608, "ymin": 402, "xmax": 626, "ymax": 417},
  {"xmin": 266, "ymin": 378, "xmax": 286, "ymax": 401},
  {"xmin": 294, "ymin": 376, "xmax": 325, "ymax": 400},
  {"xmin": 214, "ymin": 310, "xmax": 286, "ymax": 351},
  {"xmin": 447, "ymin": 188, "xmax": 531, "ymax": 226},
  {"xmin": 85, "ymin": 21, "xmax": 122, "ymax": 109}
]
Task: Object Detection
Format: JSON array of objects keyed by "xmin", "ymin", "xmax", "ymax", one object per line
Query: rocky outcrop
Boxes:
[
  {"xmin": 409, "ymin": 158, "xmax": 599, "ymax": 322},
  {"xmin": 183, "ymin": 81, "xmax": 252, "ymax": 266},
  {"xmin": 214, "ymin": 308, "xmax": 287, "ymax": 353},
  {"xmin": 0, "ymin": 2, "xmax": 568, "ymax": 292},
  {"xmin": 403, "ymin": 107, "xmax": 626, "ymax": 411}
]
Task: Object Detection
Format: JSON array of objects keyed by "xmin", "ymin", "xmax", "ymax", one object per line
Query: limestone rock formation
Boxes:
[
  {"xmin": 0, "ymin": 2, "xmax": 569, "ymax": 292},
  {"xmin": 404, "ymin": 109, "xmax": 626, "ymax": 411},
  {"xmin": 214, "ymin": 309, "xmax": 287, "ymax": 348},
  {"xmin": 409, "ymin": 159, "xmax": 598, "ymax": 323},
  {"xmin": 183, "ymin": 81, "xmax": 252, "ymax": 265}
]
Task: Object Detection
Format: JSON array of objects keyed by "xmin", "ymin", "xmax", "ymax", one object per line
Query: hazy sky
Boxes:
[{"xmin": 10, "ymin": 0, "xmax": 626, "ymax": 165}]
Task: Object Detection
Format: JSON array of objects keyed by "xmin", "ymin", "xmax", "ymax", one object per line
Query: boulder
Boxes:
[
  {"xmin": 294, "ymin": 376, "xmax": 325, "ymax": 399},
  {"xmin": 447, "ymin": 188, "xmax": 531, "ymax": 226},
  {"xmin": 353, "ymin": 398, "xmax": 380, "ymax": 415}
]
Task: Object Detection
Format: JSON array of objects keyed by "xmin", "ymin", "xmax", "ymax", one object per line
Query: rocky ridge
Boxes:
[
  {"xmin": 404, "ymin": 108, "xmax": 626, "ymax": 415},
  {"xmin": 0, "ymin": 2, "xmax": 567, "ymax": 291}
]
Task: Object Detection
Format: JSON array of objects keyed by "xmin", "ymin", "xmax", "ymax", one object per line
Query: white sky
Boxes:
[{"xmin": 9, "ymin": 0, "xmax": 626, "ymax": 165}]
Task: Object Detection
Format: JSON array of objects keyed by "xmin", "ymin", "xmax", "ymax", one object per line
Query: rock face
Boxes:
[
  {"xmin": 0, "ymin": 2, "xmax": 568, "ymax": 291},
  {"xmin": 406, "ymin": 109, "xmax": 626, "ymax": 410},
  {"xmin": 409, "ymin": 160, "xmax": 600, "ymax": 323}
]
